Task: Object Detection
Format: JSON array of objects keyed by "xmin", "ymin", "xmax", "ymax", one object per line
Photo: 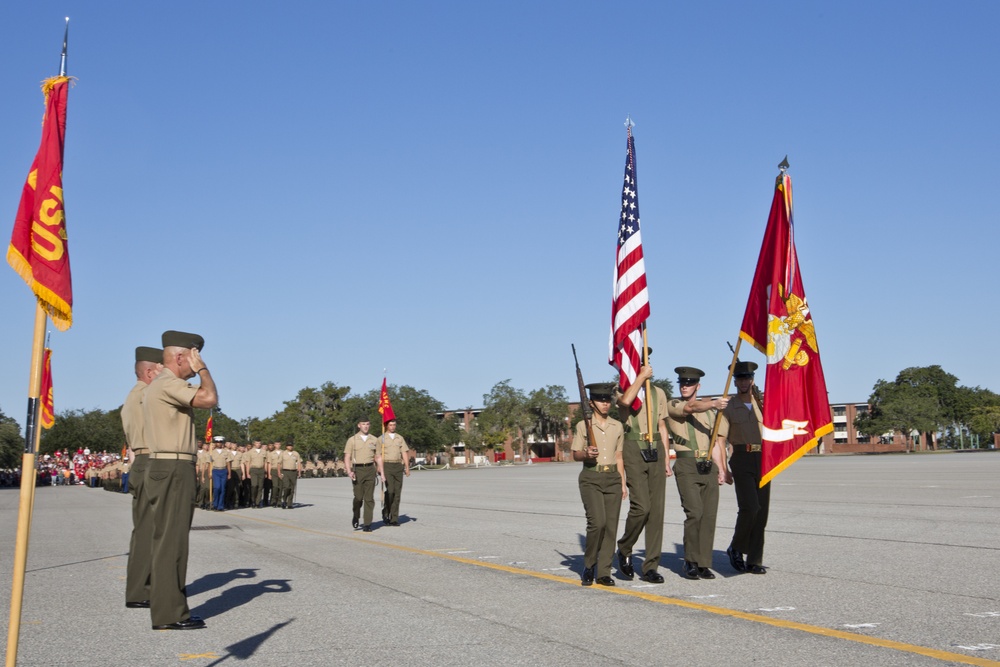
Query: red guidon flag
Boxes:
[
  {"xmin": 378, "ymin": 377, "xmax": 395, "ymax": 423},
  {"xmin": 204, "ymin": 415, "xmax": 213, "ymax": 444},
  {"xmin": 739, "ymin": 170, "xmax": 832, "ymax": 485},
  {"xmin": 7, "ymin": 76, "xmax": 73, "ymax": 331},
  {"xmin": 40, "ymin": 347, "xmax": 55, "ymax": 429}
]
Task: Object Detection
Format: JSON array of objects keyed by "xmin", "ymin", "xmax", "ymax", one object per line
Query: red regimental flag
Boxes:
[
  {"xmin": 7, "ymin": 76, "xmax": 73, "ymax": 331},
  {"xmin": 205, "ymin": 416, "xmax": 214, "ymax": 444},
  {"xmin": 739, "ymin": 173, "xmax": 832, "ymax": 486},
  {"xmin": 40, "ymin": 348, "xmax": 54, "ymax": 429},
  {"xmin": 378, "ymin": 378, "xmax": 395, "ymax": 423}
]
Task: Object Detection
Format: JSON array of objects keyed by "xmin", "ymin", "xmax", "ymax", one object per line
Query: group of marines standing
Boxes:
[
  {"xmin": 572, "ymin": 355, "xmax": 770, "ymax": 586},
  {"xmin": 195, "ymin": 440, "xmax": 302, "ymax": 511}
]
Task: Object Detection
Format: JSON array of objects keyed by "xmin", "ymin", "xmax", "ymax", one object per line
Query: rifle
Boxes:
[{"xmin": 571, "ymin": 344, "xmax": 598, "ymax": 458}]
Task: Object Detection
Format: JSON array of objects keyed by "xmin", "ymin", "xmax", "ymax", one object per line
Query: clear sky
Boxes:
[{"xmin": 1, "ymin": 1, "xmax": 997, "ymax": 430}]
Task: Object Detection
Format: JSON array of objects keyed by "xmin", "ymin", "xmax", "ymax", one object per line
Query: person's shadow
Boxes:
[
  {"xmin": 191, "ymin": 579, "xmax": 292, "ymax": 620},
  {"xmin": 186, "ymin": 568, "xmax": 258, "ymax": 597},
  {"xmin": 205, "ymin": 619, "xmax": 293, "ymax": 665}
]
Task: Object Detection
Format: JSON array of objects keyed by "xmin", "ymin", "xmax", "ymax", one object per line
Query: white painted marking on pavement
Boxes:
[
  {"xmin": 758, "ymin": 606, "xmax": 796, "ymax": 612},
  {"xmin": 844, "ymin": 623, "xmax": 880, "ymax": 629},
  {"xmin": 965, "ymin": 612, "xmax": 1000, "ymax": 618},
  {"xmin": 952, "ymin": 643, "xmax": 1000, "ymax": 652}
]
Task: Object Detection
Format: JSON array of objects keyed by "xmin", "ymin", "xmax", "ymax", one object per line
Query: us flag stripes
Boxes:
[{"xmin": 609, "ymin": 126, "xmax": 650, "ymax": 410}]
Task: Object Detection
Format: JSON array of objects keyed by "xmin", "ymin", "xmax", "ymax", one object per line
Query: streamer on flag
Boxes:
[
  {"xmin": 739, "ymin": 169, "xmax": 833, "ymax": 485},
  {"xmin": 609, "ymin": 126, "xmax": 650, "ymax": 410},
  {"xmin": 40, "ymin": 348, "xmax": 54, "ymax": 429},
  {"xmin": 7, "ymin": 76, "xmax": 74, "ymax": 331},
  {"xmin": 378, "ymin": 377, "xmax": 395, "ymax": 423}
]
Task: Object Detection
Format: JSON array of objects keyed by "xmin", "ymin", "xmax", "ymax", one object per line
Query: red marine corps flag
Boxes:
[
  {"xmin": 740, "ymin": 162, "xmax": 832, "ymax": 485},
  {"xmin": 378, "ymin": 376, "xmax": 396, "ymax": 424},
  {"xmin": 204, "ymin": 414, "xmax": 214, "ymax": 444},
  {"xmin": 609, "ymin": 120, "xmax": 650, "ymax": 410},
  {"xmin": 40, "ymin": 348, "xmax": 55, "ymax": 429},
  {"xmin": 7, "ymin": 75, "xmax": 74, "ymax": 331}
]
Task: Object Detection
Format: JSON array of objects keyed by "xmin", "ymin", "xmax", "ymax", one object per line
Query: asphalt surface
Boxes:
[{"xmin": 1, "ymin": 451, "xmax": 999, "ymax": 666}]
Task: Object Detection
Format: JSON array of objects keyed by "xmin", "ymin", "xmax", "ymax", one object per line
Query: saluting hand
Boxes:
[{"xmin": 189, "ymin": 347, "xmax": 207, "ymax": 373}]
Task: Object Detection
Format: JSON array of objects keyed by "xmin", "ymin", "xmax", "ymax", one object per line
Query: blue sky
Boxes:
[{"xmin": 1, "ymin": 1, "xmax": 997, "ymax": 430}]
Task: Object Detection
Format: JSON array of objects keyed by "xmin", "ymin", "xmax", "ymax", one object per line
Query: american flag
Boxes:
[{"xmin": 609, "ymin": 127, "xmax": 650, "ymax": 410}]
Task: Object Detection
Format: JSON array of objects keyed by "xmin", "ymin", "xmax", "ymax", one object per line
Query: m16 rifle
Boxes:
[{"xmin": 572, "ymin": 344, "xmax": 598, "ymax": 459}]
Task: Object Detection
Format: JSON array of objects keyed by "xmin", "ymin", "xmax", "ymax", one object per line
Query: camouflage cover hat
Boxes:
[
  {"xmin": 161, "ymin": 330, "xmax": 204, "ymax": 351},
  {"xmin": 135, "ymin": 346, "xmax": 162, "ymax": 363}
]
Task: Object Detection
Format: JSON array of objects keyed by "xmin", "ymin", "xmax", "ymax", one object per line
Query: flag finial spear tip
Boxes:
[
  {"xmin": 59, "ymin": 17, "xmax": 69, "ymax": 76},
  {"xmin": 625, "ymin": 115, "xmax": 634, "ymax": 130},
  {"xmin": 778, "ymin": 155, "xmax": 790, "ymax": 172}
]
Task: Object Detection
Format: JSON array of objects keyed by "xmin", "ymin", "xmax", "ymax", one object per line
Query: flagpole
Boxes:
[
  {"xmin": 6, "ymin": 305, "xmax": 47, "ymax": 667},
  {"xmin": 706, "ymin": 337, "xmax": 743, "ymax": 467},
  {"xmin": 641, "ymin": 328, "xmax": 654, "ymax": 443}
]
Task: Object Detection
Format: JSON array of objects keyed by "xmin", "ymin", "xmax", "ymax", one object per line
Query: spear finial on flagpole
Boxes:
[
  {"xmin": 59, "ymin": 18, "xmax": 69, "ymax": 76},
  {"xmin": 778, "ymin": 155, "xmax": 789, "ymax": 172}
]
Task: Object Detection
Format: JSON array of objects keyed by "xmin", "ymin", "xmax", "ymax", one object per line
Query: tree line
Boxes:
[
  {"xmin": 855, "ymin": 365, "xmax": 999, "ymax": 449},
  {"xmin": 3, "ymin": 378, "xmax": 590, "ymax": 462}
]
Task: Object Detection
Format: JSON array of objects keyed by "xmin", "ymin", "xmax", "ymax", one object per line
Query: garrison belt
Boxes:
[
  {"xmin": 673, "ymin": 450, "xmax": 709, "ymax": 459},
  {"xmin": 355, "ymin": 462, "xmax": 374, "ymax": 467},
  {"xmin": 149, "ymin": 452, "xmax": 197, "ymax": 462},
  {"xmin": 732, "ymin": 444, "xmax": 762, "ymax": 453},
  {"xmin": 624, "ymin": 433, "xmax": 662, "ymax": 442},
  {"xmin": 583, "ymin": 463, "xmax": 618, "ymax": 473}
]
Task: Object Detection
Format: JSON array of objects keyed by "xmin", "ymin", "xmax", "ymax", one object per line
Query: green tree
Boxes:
[
  {"xmin": 360, "ymin": 384, "xmax": 461, "ymax": 454},
  {"xmin": 525, "ymin": 385, "xmax": 569, "ymax": 456},
  {"xmin": 0, "ymin": 407, "xmax": 24, "ymax": 469},
  {"xmin": 855, "ymin": 379, "xmax": 939, "ymax": 451},
  {"xmin": 40, "ymin": 408, "xmax": 125, "ymax": 455},
  {"xmin": 479, "ymin": 380, "xmax": 530, "ymax": 459}
]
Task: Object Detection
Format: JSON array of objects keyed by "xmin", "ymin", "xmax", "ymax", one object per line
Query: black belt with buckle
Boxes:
[
  {"xmin": 733, "ymin": 444, "xmax": 762, "ymax": 453},
  {"xmin": 355, "ymin": 462, "xmax": 374, "ymax": 467}
]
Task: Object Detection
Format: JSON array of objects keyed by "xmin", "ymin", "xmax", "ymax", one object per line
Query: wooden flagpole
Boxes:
[
  {"xmin": 641, "ymin": 328, "xmax": 654, "ymax": 442},
  {"xmin": 6, "ymin": 304, "xmax": 48, "ymax": 667},
  {"xmin": 706, "ymin": 337, "xmax": 743, "ymax": 466}
]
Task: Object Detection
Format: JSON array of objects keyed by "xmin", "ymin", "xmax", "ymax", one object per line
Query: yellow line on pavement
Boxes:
[{"xmin": 225, "ymin": 513, "xmax": 1000, "ymax": 667}]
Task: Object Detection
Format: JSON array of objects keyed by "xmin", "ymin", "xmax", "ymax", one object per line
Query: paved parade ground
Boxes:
[{"xmin": 1, "ymin": 451, "xmax": 999, "ymax": 666}]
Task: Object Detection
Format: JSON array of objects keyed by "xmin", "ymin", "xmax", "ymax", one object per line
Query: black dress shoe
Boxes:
[
  {"xmin": 352, "ymin": 518, "xmax": 360, "ymax": 530},
  {"xmin": 595, "ymin": 576, "xmax": 615, "ymax": 586},
  {"xmin": 125, "ymin": 600, "xmax": 150, "ymax": 609},
  {"xmin": 727, "ymin": 544, "xmax": 746, "ymax": 573},
  {"xmin": 362, "ymin": 525, "xmax": 372, "ymax": 532},
  {"xmin": 617, "ymin": 550, "xmax": 634, "ymax": 579},
  {"xmin": 748, "ymin": 564, "xmax": 767, "ymax": 575},
  {"xmin": 697, "ymin": 567, "xmax": 716, "ymax": 579},
  {"xmin": 642, "ymin": 570, "xmax": 665, "ymax": 584},
  {"xmin": 152, "ymin": 617, "xmax": 206, "ymax": 631},
  {"xmin": 581, "ymin": 566, "xmax": 595, "ymax": 586},
  {"xmin": 389, "ymin": 520, "xmax": 400, "ymax": 526},
  {"xmin": 683, "ymin": 561, "xmax": 699, "ymax": 580}
]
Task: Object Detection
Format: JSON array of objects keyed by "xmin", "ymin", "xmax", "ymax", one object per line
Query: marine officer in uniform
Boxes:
[
  {"xmin": 379, "ymin": 418, "xmax": 410, "ymax": 526},
  {"xmin": 121, "ymin": 346, "xmax": 162, "ymax": 610},
  {"xmin": 666, "ymin": 366, "xmax": 730, "ymax": 580},
  {"xmin": 718, "ymin": 361, "xmax": 770, "ymax": 575},
  {"xmin": 277, "ymin": 443, "xmax": 302, "ymax": 508},
  {"xmin": 267, "ymin": 443, "xmax": 284, "ymax": 507},
  {"xmin": 572, "ymin": 383, "xmax": 626, "ymax": 586},
  {"xmin": 615, "ymin": 354, "xmax": 671, "ymax": 584},
  {"xmin": 247, "ymin": 440, "xmax": 267, "ymax": 508},
  {"xmin": 143, "ymin": 330, "xmax": 217, "ymax": 630},
  {"xmin": 344, "ymin": 417, "xmax": 384, "ymax": 532},
  {"xmin": 209, "ymin": 440, "xmax": 231, "ymax": 511}
]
